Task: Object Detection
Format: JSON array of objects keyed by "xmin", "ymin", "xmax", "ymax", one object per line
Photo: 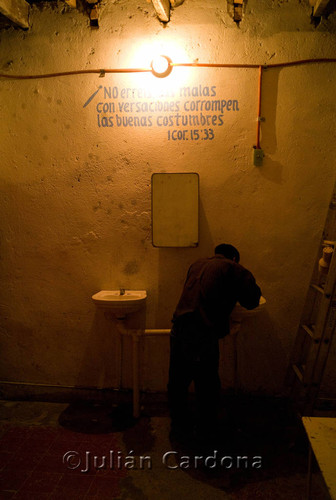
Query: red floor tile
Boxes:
[
  {"xmin": 78, "ymin": 433, "xmax": 116, "ymax": 445},
  {"xmin": 0, "ymin": 425, "xmax": 10, "ymax": 439},
  {"xmin": 0, "ymin": 438, "xmax": 26, "ymax": 454},
  {"xmin": 27, "ymin": 428, "xmax": 59, "ymax": 441},
  {"xmin": 0, "ymin": 490, "xmax": 16, "ymax": 498},
  {"xmin": 50, "ymin": 488, "xmax": 87, "ymax": 500},
  {"xmin": 0, "ymin": 427, "xmax": 32, "ymax": 441},
  {"xmin": 6, "ymin": 452, "xmax": 43, "ymax": 472},
  {"xmin": 0, "ymin": 425, "xmax": 127, "ymax": 499},
  {"xmin": 56, "ymin": 473, "xmax": 94, "ymax": 491},
  {"xmin": 12, "ymin": 492, "xmax": 52, "ymax": 500},
  {"xmin": 37, "ymin": 452, "xmax": 99, "ymax": 476},
  {"xmin": 21, "ymin": 438, "xmax": 53, "ymax": 455},
  {"xmin": 47, "ymin": 435, "xmax": 83, "ymax": 455},
  {"xmin": 94, "ymin": 467, "xmax": 127, "ymax": 481},
  {"xmin": 35, "ymin": 452, "xmax": 70, "ymax": 474},
  {"xmin": 0, "ymin": 451, "xmax": 12, "ymax": 470},
  {"xmin": 86, "ymin": 475, "xmax": 123, "ymax": 498},
  {"xmin": 0, "ymin": 467, "xmax": 32, "ymax": 490},
  {"xmin": 18, "ymin": 471, "xmax": 62, "ymax": 494},
  {"xmin": 62, "ymin": 460, "xmax": 98, "ymax": 476},
  {"xmin": 76, "ymin": 444, "xmax": 121, "ymax": 461}
]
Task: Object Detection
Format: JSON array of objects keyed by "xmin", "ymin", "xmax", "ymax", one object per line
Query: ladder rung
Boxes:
[
  {"xmin": 310, "ymin": 284, "xmax": 325, "ymax": 294},
  {"xmin": 302, "ymin": 324, "xmax": 317, "ymax": 340},
  {"xmin": 292, "ymin": 363, "xmax": 304, "ymax": 382}
]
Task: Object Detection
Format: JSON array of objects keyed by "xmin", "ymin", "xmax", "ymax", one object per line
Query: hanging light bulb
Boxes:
[{"xmin": 151, "ymin": 55, "xmax": 173, "ymax": 78}]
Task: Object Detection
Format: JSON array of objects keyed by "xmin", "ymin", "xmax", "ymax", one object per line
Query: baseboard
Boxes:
[{"xmin": 0, "ymin": 381, "xmax": 168, "ymax": 405}]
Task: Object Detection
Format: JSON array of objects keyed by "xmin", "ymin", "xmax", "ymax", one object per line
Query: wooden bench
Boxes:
[{"xmin": 302, "ymin": 416, "xmax": 336, "ymax": 499}]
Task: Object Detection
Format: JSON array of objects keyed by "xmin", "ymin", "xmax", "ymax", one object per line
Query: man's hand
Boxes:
[{"xmin": 229, "ymin": 319, "xmax": 242, "ymax": 336}]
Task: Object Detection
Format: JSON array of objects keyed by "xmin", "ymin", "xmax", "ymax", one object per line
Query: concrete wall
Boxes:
[{"xmin": 0, "ymin": 0, "xmax": 335, "ymax": 396}]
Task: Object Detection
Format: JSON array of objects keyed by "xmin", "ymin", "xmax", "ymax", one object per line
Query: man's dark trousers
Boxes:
[{"xmin": 167, "ymin": 315, "xmax": 221, "ymax": 437}]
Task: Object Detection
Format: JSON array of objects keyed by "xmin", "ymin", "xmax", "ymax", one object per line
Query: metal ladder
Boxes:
[{"xmin": 285, "ymin": 183, "xmax": 336, "ymax": 415}]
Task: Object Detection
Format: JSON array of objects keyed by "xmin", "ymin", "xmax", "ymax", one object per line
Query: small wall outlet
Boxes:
[{"xmin": 253, "ymin": 147, "xmax": 264, "ymax": 166}]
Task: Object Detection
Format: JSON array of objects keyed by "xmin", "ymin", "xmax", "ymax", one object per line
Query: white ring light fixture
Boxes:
[{"xmin": 151, "ymin": 55, "xmax": 173, "ymax": 78}]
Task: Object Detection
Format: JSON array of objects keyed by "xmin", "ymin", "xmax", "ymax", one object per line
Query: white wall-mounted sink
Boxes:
[
  {"xmin": 231, "ymin": 296, "xmax": 266, "ymax": 321},
  {"xmin": 92, "ymin": 290, "xmax": 147, "ymax": 317}
]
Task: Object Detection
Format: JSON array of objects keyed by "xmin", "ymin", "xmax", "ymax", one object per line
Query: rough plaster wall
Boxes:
[{"xmin": 0, "ymin": 0, "xmax": 336, "ymax": 394}]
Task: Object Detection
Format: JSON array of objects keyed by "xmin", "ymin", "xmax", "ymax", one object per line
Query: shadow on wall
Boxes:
[
  {"xmin": 76, "ymin": 309, "xmax": 117, "ymax": 389},
  {"xmin": 235, "ymin": 311, "xmax": 289, "ymax": 393},
  {"xmin": 76, "ymin": 307, "xmax": 146, "ymax": 391},
  {"xmin": 259, "ymin": 67, "xmax": 283, "ymax": 185}
]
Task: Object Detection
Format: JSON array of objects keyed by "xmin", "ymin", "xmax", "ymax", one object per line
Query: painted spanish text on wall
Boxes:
[{"xmin": 84, "ymin": 85, "xmax": 239, "ymax": 141}]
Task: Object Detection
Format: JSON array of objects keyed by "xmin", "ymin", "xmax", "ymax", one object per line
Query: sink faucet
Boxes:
[{"xmin": 120, "ymin": 288, "xmax": 125, "ymax": 296}]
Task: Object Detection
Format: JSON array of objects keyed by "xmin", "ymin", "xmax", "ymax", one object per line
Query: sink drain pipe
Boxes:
[
  {"xmin": 115, "ymin": 324, "xmax": 171, "ymax": 418},
  {"xmin": 118, "ymin": 326, "xmax": 240, "ymax": 419}
]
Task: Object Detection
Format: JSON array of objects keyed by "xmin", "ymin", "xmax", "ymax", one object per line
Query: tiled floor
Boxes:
[
  {"xmin": 0, "ymin": 423, "xmax": 127, "ymax": 499},
  {"xmin": 0, "ymin": 397, "xmax": 331, "ymax": 499}
]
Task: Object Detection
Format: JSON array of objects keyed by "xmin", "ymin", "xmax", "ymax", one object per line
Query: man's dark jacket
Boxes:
[{"xmin": 172, "ymin": 254, "xmax": 261, "ymax": 338}]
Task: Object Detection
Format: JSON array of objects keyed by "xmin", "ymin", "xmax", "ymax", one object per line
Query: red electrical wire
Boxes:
[{"xmin": 256, "ymin": 66, "xmax": 263, "ymax": 150}]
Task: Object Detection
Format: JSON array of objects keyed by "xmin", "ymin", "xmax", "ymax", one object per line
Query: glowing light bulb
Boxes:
[{"xmin": 151, "ymin": 55, "xmax": 172, "ymax": 78}]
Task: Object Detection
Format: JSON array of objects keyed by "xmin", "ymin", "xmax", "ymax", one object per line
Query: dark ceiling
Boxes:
[{"xmin": 0, "ymin": 0, "xmax": 336, "ymax": 31}]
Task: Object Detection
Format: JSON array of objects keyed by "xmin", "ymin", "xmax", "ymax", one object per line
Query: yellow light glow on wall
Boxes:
[{"xmin": 127, "ymin": 39, "xmax": 191, "ymax": 92}]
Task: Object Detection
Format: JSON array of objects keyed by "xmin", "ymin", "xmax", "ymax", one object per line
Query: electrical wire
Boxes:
[
  {"xmin": 173, "ymin": 58, "xmax": 336, "ymax": 69},
  {"xmin": 0, "ymin": 67, "xmax": 152, "ymax": 80},
  {"xmin": 0, "ymin": 58, "xmax": 336, "ymax": 80},
  {"xmin": 256, "ymin": 66, "xmax": 263, "ymax": 150}
]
